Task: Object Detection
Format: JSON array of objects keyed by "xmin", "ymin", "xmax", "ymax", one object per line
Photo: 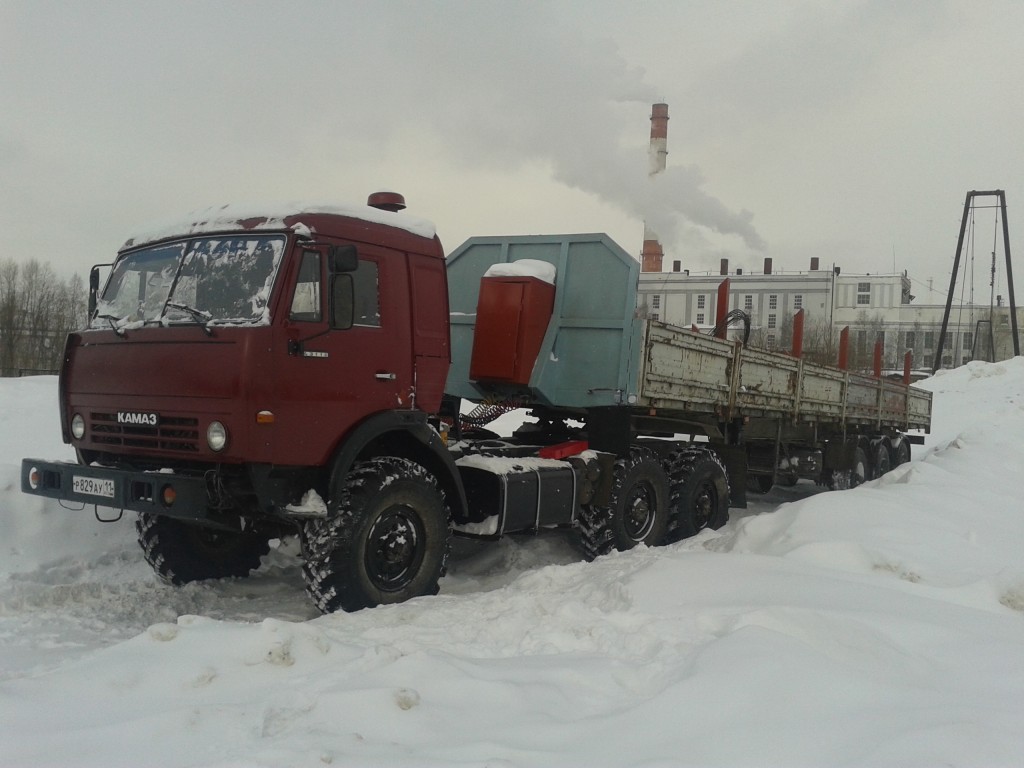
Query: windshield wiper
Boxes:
[
  {"xmin": 165, "ymin": 302, "xmax": 214, "ymax": 336},
  {"xmin": 95, "ymin": 313, "xmax": 127, "ymax": 338}
]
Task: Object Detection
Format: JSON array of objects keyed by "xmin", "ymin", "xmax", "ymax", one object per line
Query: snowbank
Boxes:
[{"xmin": 3, "ymin": 360, "xmax": 1024, "ymax": 766}]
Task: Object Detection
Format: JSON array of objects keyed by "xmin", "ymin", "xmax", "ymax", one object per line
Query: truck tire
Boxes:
[
  {"xmin": 665, "ymin": 448, "xmax": 730, "ymax": 541},
  {"xmin": 851, "ymin": 445, "xmax": 868, "ymax": 487},
  {"xmin": 136, "ymin": 513, "xmax": 270, "ymax": 585},
  {"xmin": 300, "ymin": 457, "xmax": 450, "ymax": 613},
  {"xmin": 870, "ymin": 439, "xmax": 892, "ymax": 479},
  {"xmin": 891, "ymin": 437, "xmax": 911, "ymax": 467},
  {"xmin": 826, "ymin": 469, "xmax": 851, "ymax": 491},
  {"xmin": 576, "ymin": 447, "xmax": 670, "ymax": 561}
]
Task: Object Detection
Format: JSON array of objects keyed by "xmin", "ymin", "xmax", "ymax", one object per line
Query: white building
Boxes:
[{"xmin": 637, "ymin": 257, "xmax": 1021, "ymax": 373}]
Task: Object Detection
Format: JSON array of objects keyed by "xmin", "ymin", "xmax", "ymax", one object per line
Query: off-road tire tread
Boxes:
[
  {"xmin": 136, "ymin": 513, "xmax": 270, "ymax": 585},
  {"xmin": 300, "ymin": 457, "xmax": 451, "ymax": 614}
]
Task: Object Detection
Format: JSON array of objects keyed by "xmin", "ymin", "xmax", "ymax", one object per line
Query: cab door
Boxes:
[{"xmin": 271, "ymin": 244, "xmax": 412, "ymax": 467}]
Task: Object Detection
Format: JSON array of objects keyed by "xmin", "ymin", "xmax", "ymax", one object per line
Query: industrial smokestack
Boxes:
[
  {"xmin": 641, "ymin": 239, "xmax": 664, "ymax": 273},
  {"xmin": 764, "ymin": 257, "xmax": 773, "ymax": 275},
  {"xmin": 641, "ymin": 103, "xmax": 669, "ymax": 273},
  {"xmin": 720, "ymin": 258, "xmax": 729, "ymax": 276},
  {"xmin": 648, "ymin": 103, "xmax": 669, "ymax": 176}
]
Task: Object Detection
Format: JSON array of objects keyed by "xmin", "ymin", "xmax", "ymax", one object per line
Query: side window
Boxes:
[
  {"xmin": 289, "ymin": 251, "xmax": 322, "ymax": 322},
  {"xmin": 352, "ymin": 261, "xmax": 381, "ymax": 327}
]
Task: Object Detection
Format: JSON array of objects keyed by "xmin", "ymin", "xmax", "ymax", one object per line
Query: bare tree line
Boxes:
[{"xmin": 0, "ymin": 258, "xmax": 87, "ymax": 376}]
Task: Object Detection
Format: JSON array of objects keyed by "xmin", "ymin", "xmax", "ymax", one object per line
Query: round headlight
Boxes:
[
  {"xmin": 206, "ymin": 421, "xmax": 228, "ymax": 452},
  {"xmin": 71, "ymin": 413, "xmax": 86, "ymax": 440}
]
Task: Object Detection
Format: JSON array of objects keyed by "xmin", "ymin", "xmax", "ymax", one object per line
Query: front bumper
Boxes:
[{"xmin": 21, "ymin": 458, "xmax": 220, "ymax": 524}]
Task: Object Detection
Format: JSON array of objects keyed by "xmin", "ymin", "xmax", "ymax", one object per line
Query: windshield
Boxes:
[{"xmin": 92, "ymin": 234, "xmax": 286, "ymax": 328}]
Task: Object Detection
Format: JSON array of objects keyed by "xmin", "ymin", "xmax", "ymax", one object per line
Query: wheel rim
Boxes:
[
  {"xmin": 876, "ymin": 446, "xmax": 891, "ymax": 476},
  {"xmin": 693, "ymin": 480, "xmax": 717, "ymax": 528},
  {"xmin": 366, "ymin": 506, "xmax": 425, "ymax": 591},
  {"xmin": 624, "ymin": 482, "xmax": 657, "ymax": 542},
  {"xmin": 896, "ymin": 442, "xmax": 910, "ymax": 465}
]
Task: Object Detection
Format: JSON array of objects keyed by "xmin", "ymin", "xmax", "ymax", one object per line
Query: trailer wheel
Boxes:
[
  {"xmin": 871, "ymin": 440, "xmax": 892, "ymax": 479},
  {"xmin": 576, "ymin": 447, "xmax": 670, "ymax": 561},
  {"xmin": 891, "ymin": 438, "xmax": 911, "ymax": 467},
  {"xmin": 666, "ymin": 448, "xmax": 730, "ymax": 541},
  {"xmin": 827, "ymin": 470, "xmax": 851, "ymax": 491},
  {"xmin": 851, "ymin": 446, "xmax": 868, "ymax": 488},
  {"xmin": 300, "ymin": 457, "xmax": 450, "ymax": 613},
  {"xmin": 136, "ymin": 513, "xmax": 270, "ymax": 585}
]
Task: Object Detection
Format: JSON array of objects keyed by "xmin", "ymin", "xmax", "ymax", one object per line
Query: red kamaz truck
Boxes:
[{"xmin": 21, "ymin": 194, "xmax": 932, "ymax": 613}]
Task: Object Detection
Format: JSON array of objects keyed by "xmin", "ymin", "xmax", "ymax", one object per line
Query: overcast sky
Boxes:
[{"xmin": 3, "ymin": 0, "xmax": 1022, "ymax": 304}]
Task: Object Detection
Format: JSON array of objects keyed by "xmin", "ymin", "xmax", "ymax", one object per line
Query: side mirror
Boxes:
[
  {"xmin": 88, "ymin": 264, "xmax": 106, "ymax": 316},
  {"xmin": 330, "ymin": 274, "xmax": 354, "ymax": 329},
  {"xmin": 328, "ymin": 244, "xmax": 358, "ymax": 273}
]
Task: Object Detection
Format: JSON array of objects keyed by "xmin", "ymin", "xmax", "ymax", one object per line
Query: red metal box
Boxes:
[{"xmin": 469, "ymin": 276, "xmax": 555, "ymax": 386}]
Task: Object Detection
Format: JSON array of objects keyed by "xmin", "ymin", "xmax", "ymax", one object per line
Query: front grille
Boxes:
[{"xmin": 89, "ymin": 412, "xmax": 200, "ymax": 453}]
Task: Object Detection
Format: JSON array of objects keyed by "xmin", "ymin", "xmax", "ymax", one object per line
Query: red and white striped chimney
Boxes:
[
  {"xmin": 648, "ymin": 102, "xmax": 669, "ymax": 176},
  {"xmin": 641, "ymin": 103, "xmax": 669, "ymax": 273}
]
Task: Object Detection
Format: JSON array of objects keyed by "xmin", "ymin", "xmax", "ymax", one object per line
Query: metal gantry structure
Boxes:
[{"xmin": 934, "ymin": 190, "xmax": 1020, "ymax": 374}]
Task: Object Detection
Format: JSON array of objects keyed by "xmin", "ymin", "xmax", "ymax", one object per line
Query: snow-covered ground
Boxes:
[{"xmin": 2, "ymin": 361, "xmax": 1024, "ymax": 767}]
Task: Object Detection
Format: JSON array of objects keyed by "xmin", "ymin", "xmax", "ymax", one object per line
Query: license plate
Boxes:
[{"xmin": 73, "ymin": 475, "xmax": 116, "ymax": 499}]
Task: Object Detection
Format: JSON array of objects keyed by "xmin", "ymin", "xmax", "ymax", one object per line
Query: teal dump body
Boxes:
[{"xmin": 445, "ymin": 234, "xmax": 643, "ymax": 408}]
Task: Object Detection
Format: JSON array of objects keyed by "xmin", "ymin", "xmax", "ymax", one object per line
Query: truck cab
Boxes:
[
  {"xmin": 26, "ymin": 197, "xmax": 465, "ymax": 608},
  {"xmin": 66, "ymin": 198, "xmax": 450, "ymax": 474}
]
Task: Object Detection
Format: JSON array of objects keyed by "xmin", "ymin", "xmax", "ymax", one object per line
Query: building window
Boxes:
[
  {"xmin": 924, "ymin": 354, "xmax": 932, "ymax": 368},
  {"xmin": 963, "ymin": 333, "xmax": 972, "ymax": 350},
  {"xmin": 697, "ymin": 295, "xmax": 706, "ymax": 310},
  {"xmin": 769, "ymin": 294, "xmax": 778, "ymax": 309},
  {"xmin": 942, "ymin": 355, "xmax": 952, "ymax": 367},
  {"xmin": 768, "ymin": 313, "xmax": 777, "ymax": 329},
  {"xmin": 766, "ymin": 334, "xmax": 776, "ymax": 349},
  {"xmin": 924, "ymin": 331, "xmax": 934, "ymax": 348},
  {"xmin": 857, "ymin": 282, "xmax": 871, "ymax": 305},
  {"xmin": 793, "ymin": 294, "xmax": 802, "ymax": 310},
  {"xmin": 905, "ymin": 331, "xmax": 916, "ymax": 348},
  {"xmin": 857, "ymin": 282, "xmax": 870, "ymax": 292},
  {"xmin": 650, "ymin": 313, "xmax": 659, "ymax": 321},
  {"xmin": 744, "ymin": 295, "xmax": 753, "ymax": 312},
  {"xmin": 651, "ymin": 295, "xmax": 661, "ymax": 309},
  {"xmin": 696, "ymin": 313, "xmax": 705, "ymax": 324}
]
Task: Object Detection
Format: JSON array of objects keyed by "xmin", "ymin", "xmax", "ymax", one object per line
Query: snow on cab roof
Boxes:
[{"xmin": 121, "ymin": 201, "xmax": 437, "ymax": 249}]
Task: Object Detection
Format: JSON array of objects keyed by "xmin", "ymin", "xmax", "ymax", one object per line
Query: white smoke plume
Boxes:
[{"xmin": 378, "ymin": 5, "xmax": 766, "ymax": 258}]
